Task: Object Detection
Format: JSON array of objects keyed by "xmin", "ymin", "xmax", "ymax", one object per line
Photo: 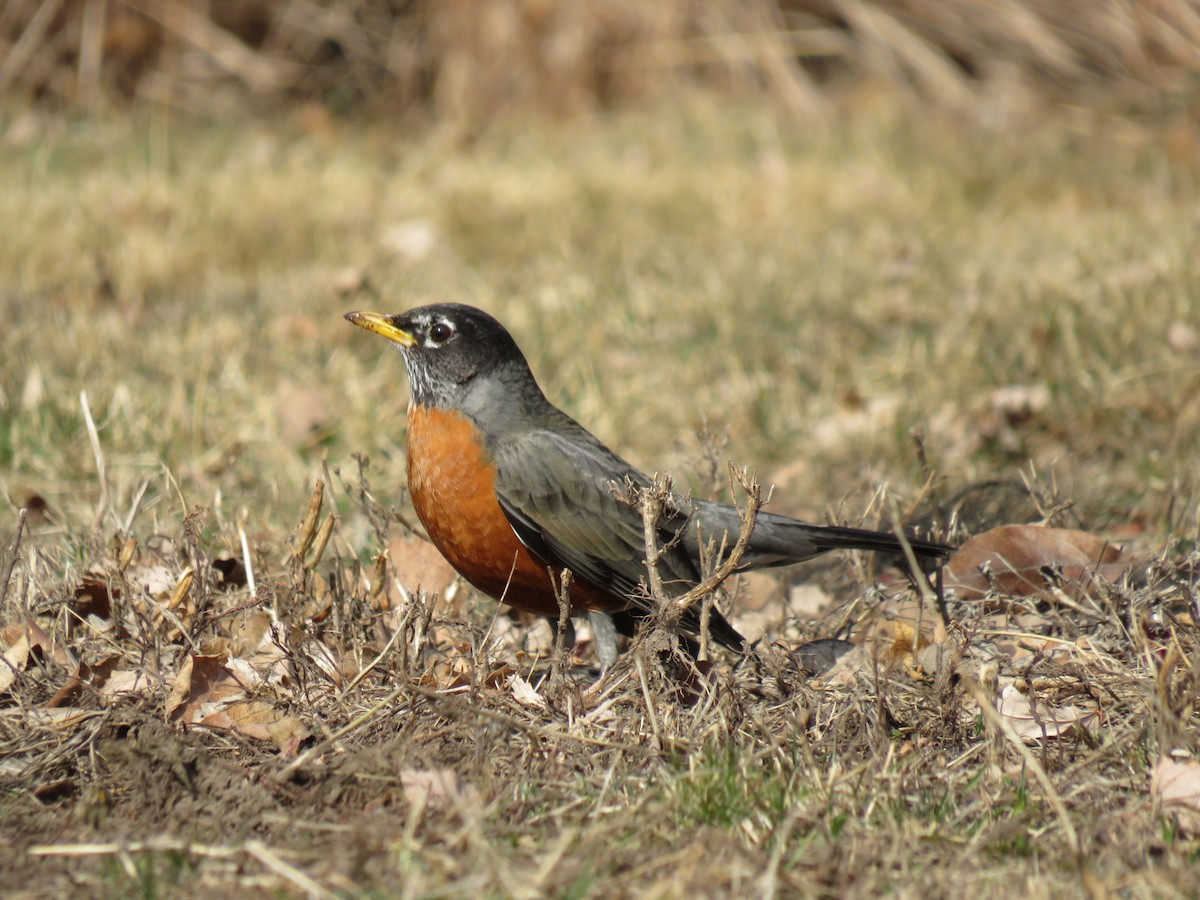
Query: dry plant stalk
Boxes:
[{"xmin": 636, "ymin": 463, "xmax": 761, "ymax": 648}]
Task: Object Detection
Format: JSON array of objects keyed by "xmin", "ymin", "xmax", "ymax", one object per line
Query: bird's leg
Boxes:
[{"xmin": 588, "ymin": 610, "xmax": 620, "ymax": 669}]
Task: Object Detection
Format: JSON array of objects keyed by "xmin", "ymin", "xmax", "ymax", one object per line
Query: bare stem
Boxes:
[
  {"xmin": 1, "ymin": 508, "xmax": 29, "ymax": 608},
  {"xmin": 673, "ymin": 463, "xmax": 761, "ymax": 614}
]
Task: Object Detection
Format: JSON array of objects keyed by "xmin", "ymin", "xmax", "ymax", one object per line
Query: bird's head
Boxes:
[{"xmin": 345, "ymin": 303, "xmax": 535, "ymax": 412}]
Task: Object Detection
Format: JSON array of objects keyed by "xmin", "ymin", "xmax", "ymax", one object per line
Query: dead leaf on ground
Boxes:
[
  {"xmin": 46, "ymin": 656, "xmax": 124, "ymax": 707},
  {"xmin": 884, "ymin": 620, "xmax": 955, "ymax": 681},
  {"xmin": 202, "ymin": 700, "xmax": 309, "ymax": 757},
  {"xmin": 788, "ymin": 583, "xmax": 833, "ymax": 618},
  {"xmin": 168, "ymin": 653, "xmax": 307, "ymax": 754},
  {"xmin": 400, "ymin": 767, "xmax": 474, "ymax": 807},
  {"xmin": 0, "ymin": 620, "xmax": 58, "ymax": 695},
  {"xmin": 997, "ymin": 683, "xmax": 1098, "ymax": 742},
  {"xmin": 1151, "ymin": 755, "xmax": 1200, "ymax": 835},
  {"xmin": 0, "ymin": 632, "xmax": 31, "ymax": 696},
  {"xmin": 124, "ymin": 564, "xmax": 174, "ymax": 601},
  {"xmin": 167, "ymin": 654, "xmax": 244, "ymax": 723},
  {"xmin": 947, "ymin": 524, "xmax": 1126, "ymax": 601},
  {"xmin": 509, "ymin": 673, "xmax": 546, "ymax": 709},
  {"xmin": 385, "ymin": 534, "xmax": 458, "ymax": 609}
]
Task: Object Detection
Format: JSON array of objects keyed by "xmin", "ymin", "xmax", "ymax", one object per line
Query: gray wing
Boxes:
[{"xmin": 490, "ymin": 428, "xmax": 701, "ymax": 612}]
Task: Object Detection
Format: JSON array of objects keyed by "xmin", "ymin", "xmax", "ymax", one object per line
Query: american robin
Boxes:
[{"xmin": 346, "ymin": 303, "xmax": 951, "ymax": 655}]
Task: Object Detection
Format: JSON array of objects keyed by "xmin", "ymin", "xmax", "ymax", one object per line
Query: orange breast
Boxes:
[{"xmin": 406, "ymin": 405, "xmax": 622, "ymax": 617}]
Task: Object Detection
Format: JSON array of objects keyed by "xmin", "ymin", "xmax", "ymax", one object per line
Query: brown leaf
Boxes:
[
  {"xmin": 99, "ymin": 668, "xmax": 152, "ymax": 699},
  {"xmin": 787, "ymin": 583, "xmax": 833, "ymax": 618},
  {"xmin": 124, "ymin": 564, "xmax": 174, "ymax": 601},
  {"xmin": 224, "ymin": 610, "xmax": 274, "ymax": 658},
  {"xmin": 202, "ymin": 700, "xmax": 308, "ymax": 757},
  {"xmin": 997, "ymin": 683, "xmax": 1097, "ymax": 742},
  {"xmin": 509, "ymin": 674, "xmax": 546, "ymax": 709},
  {"xmin": 400, "ymin": 767, "xmax": 473, "ymax": 807},
  {"xmin": 46, "ymin": 656, "xmax": 123, "ymax": 708},
  {"xmin": 1152, "ymin": 755, "xmax": 1200, "ymax": 835},
  {"xmin": 167, "ymin": 654, "xmax": 243, "ymax": 723},
  {"xmin": 386, "ymin": 534, "xmax": 458, "ymax": 607},
  {"xmin": 946, "ymin": 524, "xmax": 1125, "ymax": 601},
  {"xmin": 0, "ymin": 633, "xmax": 30, "ymax": 696},
  {"xmin": 0, "ymin": 620, "xmax": 59, "ymax": 695},
  {"xmin": 169, "ymin": 654, "xmax": 307, "ymax": 754}
]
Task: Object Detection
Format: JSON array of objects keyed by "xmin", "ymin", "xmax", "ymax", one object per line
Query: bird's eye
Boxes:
[{"xmin": 429, "ymin": 321, "xmax": 454, "ymax": 344}]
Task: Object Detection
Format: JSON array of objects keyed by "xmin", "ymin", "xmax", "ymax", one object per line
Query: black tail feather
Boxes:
[{"xmin": 804, "ymin": 523, "xmax": 952, "ymax": 562}]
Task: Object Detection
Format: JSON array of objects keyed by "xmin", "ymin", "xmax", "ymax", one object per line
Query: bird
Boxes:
[{"xmin": 345, "ymin": 303, "xmax": 951, "ymax": 658}]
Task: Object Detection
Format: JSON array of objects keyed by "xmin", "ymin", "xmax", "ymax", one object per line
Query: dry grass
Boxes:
[
  {"xmin": 2, "ymin": 97, "xmax": 1200, "ymax": 895},
  {"xmin": 3, "ymin": 0, "xmax": 1199, "ymax": 120}
]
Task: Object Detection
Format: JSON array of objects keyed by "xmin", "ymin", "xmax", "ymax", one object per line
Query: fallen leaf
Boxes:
[
  {"xmin": 509, "ymin": 674, "xmax": 546, "ymax": 709},
  {"xmin": 946, "ymin": 524, "xmax": 1125, "ymax": 601},
  {"xmin": 386, "ymin": 534, "xmax": 458, "ymax": 607},
  {"xmin": 997, "ymin": 683, "xmax": 1097, "ymax": 742},
  {"xmin": 400, "ymin": 767, "xmax": 473, "ymax": 806},
  {"xmin": 169, "ymin": 654, "xmax": 307, "ymax": 754},
  {"xmin": 46, "ymin": 656, "xmax": 123, "ymax": 707},
  {"xmin": 787, "ymin": 583, "xmax": 833, "ymax": 618},
  {"xmin": 167, "ymin": 654, "xmax": 242, "ymax": 723},
  {"xmin": 0, "ymin": 620, "xmax": 59, "ymax": 694},
  {"xmin": 1152, "ymin": 755, "xmax": 1200, "ymax": 834},
  {"xmin": 0, "ymin": 634, "xmax": 29, "ymax": 695},
  {"xmin": 99, "ymin": 668, "xmax": 152, "ymax": 699},
  {"xmin": 202, "ymin": 700, "xmax": 308, "ymax": 757},
  {"xmin": 124, "ymin": 564, "xmax": 174, "ymax": 601}
]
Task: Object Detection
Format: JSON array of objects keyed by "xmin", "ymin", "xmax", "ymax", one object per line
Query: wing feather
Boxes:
[{"xmin": 492, "ymin": 429, "xmax": 698, "ymax": 612}]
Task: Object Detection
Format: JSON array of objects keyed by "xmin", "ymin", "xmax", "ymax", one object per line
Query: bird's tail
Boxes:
[{"xmin": 801, "ymin": 522, "xmax": 953, "ymax": 562}]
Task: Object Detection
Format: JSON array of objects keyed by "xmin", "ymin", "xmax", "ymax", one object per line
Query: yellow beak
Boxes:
[{"xmin": 344, "ymin": 311, "xmax": 417, "ymax": 346}]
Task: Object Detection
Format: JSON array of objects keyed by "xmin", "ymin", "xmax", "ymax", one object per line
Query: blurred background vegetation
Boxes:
[{"xmin": 3, "ymin": 0, "xmax": 1199, "ymax": 121}]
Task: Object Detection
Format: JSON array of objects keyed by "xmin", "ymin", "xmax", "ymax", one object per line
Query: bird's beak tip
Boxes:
[{"xmin": 344, "ymin": 311, "xmax": 417, "ymax": 347}]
